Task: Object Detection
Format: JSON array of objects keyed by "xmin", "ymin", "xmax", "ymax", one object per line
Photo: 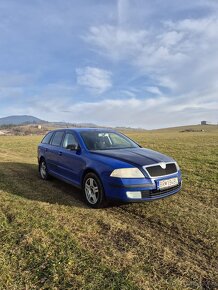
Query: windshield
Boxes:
[{"xmin": 80, "ymin": 131, "xmax": 139, "ymax": 150}]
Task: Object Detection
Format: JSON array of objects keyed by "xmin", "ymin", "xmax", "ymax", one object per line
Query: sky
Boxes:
[{"xmin": 0, "ymin": 0, "xmax": 218, "ymax": 129}]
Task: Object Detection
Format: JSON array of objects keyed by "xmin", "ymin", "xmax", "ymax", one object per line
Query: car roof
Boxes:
[{"xmin": 49, "ymin": 128, "xmax": 116, "ymax": 133}]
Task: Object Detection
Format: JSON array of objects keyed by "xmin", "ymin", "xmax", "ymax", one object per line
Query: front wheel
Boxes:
[{"xmin": 83, "ymin": 172, "xmax": 107, "ymax": 208}]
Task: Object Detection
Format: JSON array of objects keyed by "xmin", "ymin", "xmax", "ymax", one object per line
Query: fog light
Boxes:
[{"xmin": 126, "ymin": 191, "xmax": 142, "ymax": 199}]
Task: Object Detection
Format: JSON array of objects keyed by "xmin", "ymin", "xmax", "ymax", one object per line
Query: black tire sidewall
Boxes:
[{"xmin": 83, "ymin": 172, "xmax": 106, "ymax": 208}]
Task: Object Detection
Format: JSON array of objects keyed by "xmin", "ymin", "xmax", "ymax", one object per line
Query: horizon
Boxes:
[
  {"xmin": 0, "ymin": 114, "xmax": 217, "ymax": 130},
  {"xmin": 0, "ymin": 0, "xmax": 218, "ymax": 128}
]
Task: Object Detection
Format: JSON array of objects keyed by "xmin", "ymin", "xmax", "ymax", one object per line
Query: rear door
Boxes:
[
  {"xmin": 38, "ymin": 131, "xmax": 54, "ymax": 166},
  {"xmin": 47, "ymin": 131, "xmax": 65, "ymax": 175}
]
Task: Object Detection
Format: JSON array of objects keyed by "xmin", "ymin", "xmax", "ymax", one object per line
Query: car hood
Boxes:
[{"xmin": 91, "ymin": 147, "xmax": 174, "ymax": 167}]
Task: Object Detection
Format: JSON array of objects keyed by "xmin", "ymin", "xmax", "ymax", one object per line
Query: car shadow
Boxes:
[
  {"xmin": 0, "ymin": 162, "xmax": 124, "ymax": 209},
  {"xmin": 0, "ymin": 162, "xmax": 88, "ymax": 208}
]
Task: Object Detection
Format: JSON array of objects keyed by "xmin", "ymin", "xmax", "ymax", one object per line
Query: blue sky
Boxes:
[{"xmin": 0, "ymin": 0, "xmax": 218, "ymax": 128}]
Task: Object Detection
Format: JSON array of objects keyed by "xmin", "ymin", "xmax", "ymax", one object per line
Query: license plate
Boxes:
[{"xmin": 158, "ymin": 177, "xmax": 178, "ymax": 189}]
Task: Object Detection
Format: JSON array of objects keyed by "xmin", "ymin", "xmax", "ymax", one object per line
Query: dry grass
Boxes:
[{"xmin": 0, "ymin": 128, "xmax": 217, "ymax": 289}]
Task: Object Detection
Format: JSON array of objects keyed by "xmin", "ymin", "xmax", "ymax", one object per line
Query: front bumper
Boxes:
[{"xmin": 103, "ymin": 170, "xmax": 182, "ymax": 202}]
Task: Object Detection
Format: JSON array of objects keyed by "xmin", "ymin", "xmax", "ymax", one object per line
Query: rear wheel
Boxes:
[
  {"xmin": 39, "ymin": 159, "xmax": 50, "ymax": 180},
  {"xmin": 83, "ymin": 172, "xmax": 107, "ymax": 208}
]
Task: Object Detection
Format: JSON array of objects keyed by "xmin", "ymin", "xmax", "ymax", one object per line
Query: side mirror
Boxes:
[{"xmin": 66, "ymin": 144, "xmax": 80, "ymax": 151}]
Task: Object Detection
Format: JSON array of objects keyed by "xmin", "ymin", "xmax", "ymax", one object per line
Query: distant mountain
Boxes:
[{"xmin": 0, "ymin": 115, "xmax": 47, "ymax": 125}]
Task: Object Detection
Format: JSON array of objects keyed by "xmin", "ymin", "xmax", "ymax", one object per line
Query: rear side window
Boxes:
[
  {"xmin": 41, "ymin": 132, "xmax": 53, "ymax": 144},
  {"xmin": 51, "ymin": 131, "xmax": 65, "ymax": 147}
]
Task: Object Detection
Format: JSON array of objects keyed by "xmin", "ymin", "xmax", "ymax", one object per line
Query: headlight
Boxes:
[
  {"xmin": 110, "ymin": 168, "xmax": 145, "ymax": 178},
  {"xmin": 175, "ymin": 162, "xmax": 180, "ymax": 171}
]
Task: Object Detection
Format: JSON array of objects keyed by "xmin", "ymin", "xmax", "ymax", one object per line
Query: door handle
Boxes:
[
  {"xmin": 58, "ymin": 151, "xmax": 62, "ymax": 156},
  {"xmin": 45, "ymin": 148, "xmax": 48, "ymax": 152}
]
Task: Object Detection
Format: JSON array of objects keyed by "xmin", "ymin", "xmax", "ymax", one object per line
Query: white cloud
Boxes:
[
  {"xmin": 84, "ymin": 26, "xmax": 148, "ymax": 61},
  {"xmin": 120, "ymin": 89, "xmax": 136, "ymax": 98},
  {"xmin": 157, "ymin": 31, "xmax": 183, "ymax": 47},
  {"xmin": 117, "ymin": 0, "xmax": 132, "ymax": 26},
  {"xmin": 7, "ymin": 91, "xmax": 218, "ymax": 129},
  {"xmin": 145, "ymin": 86, "xmax": 162, "ymax": 95},
  {"xmin": 49, "ymin": 91, "xmax": 217, "ymax": 129},
  {"xmin": 76, "ymin": 66, "xmax": 112, "ymax": 94},
  {"xmin": 83, "ymin": 24, "xmax": 186, "ymax": 67},
  {"xmin": 84, "ymin": 15, "xmax": 218, "ymax": 100}
]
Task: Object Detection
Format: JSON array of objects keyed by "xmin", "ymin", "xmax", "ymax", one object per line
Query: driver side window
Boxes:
[{"xmin": 63, "ymin": 133, "xmax": 78, "ymax": 149}]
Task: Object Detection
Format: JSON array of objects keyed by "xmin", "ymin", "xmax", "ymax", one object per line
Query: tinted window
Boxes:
[
  {"xmin": 62, "ymin": 133, "xmax": 78, "ymax": 149},
  {"xmin": 80, "ymin": 131, "xmax": 139, "ymax": 150},
  {"xmin": 51, "ymin": 131, "xmax": 65, "ymax": 147},
  {"xmin": 41, "ymin": 132, "xmax": 53, "ymax": 144}
]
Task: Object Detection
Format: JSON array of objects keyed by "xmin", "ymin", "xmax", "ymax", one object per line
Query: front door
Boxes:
[{"xmin": 59, "ymin": 132, "xmax": 85, "ymax": 187}]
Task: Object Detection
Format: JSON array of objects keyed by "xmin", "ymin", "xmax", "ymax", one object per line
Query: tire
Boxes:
[
  {"xmin": 82, "ymin": 172, "xmax": 107, "ymax": 208},
  {"xmin": 39, "ymin": 159, "xmax": 50, "ymax": 180}
]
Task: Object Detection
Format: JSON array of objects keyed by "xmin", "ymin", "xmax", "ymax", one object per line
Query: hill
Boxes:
[
  {"xmin": 0, "ymin": 115, "xmax": 47, "ymax": 125},
  {"xmin": 152, "ymin": 124, "xmax": 218, "ymax": 133},
  {"xmin": 0, "ymin": 115, "xmax": 100, "ymax": 128}
]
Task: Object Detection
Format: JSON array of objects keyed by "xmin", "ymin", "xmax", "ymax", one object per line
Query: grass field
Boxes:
[{"xmin": 0, "ymin": 127, "xmax": 217, "ymax": 289}]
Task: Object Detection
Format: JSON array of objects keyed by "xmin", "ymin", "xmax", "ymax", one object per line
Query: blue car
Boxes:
[{"xmin": 38, "ymin": 128, "xmax": 182, "ymax": 208}]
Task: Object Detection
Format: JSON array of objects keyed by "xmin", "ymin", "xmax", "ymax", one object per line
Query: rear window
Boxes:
[
  {"xmin": 51, "ymin": 131, "xmax": 65, "ymax": 147},
  {"xmin": 41, "ymin": 132, "xmax": 53, "ymax": 144}
]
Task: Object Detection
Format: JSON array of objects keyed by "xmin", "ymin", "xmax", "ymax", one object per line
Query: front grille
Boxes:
[
  {"xmin": 141, "ymin": 182, "xmax": 181, "ymax": 198},
  {"xmin": 145, "ymin": 163, "xmax": 177, "ymax": 177}
]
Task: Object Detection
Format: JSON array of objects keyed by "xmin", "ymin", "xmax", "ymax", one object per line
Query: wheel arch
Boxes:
[
  {"xmin": 81, "ymin": 167, "xmax": 102, "ymax": 185},
  {"xmin": 82, "ymin": 167, "xmax": 108, "ymax": 207},
  {"xmin": 39, "ymin": 156, "xmax": 45, "ymax": 164}
]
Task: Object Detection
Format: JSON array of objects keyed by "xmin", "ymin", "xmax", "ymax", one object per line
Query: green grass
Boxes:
[{"xmin": 0, "ymin": 129, "xmax": 217, "ymax": 290}]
